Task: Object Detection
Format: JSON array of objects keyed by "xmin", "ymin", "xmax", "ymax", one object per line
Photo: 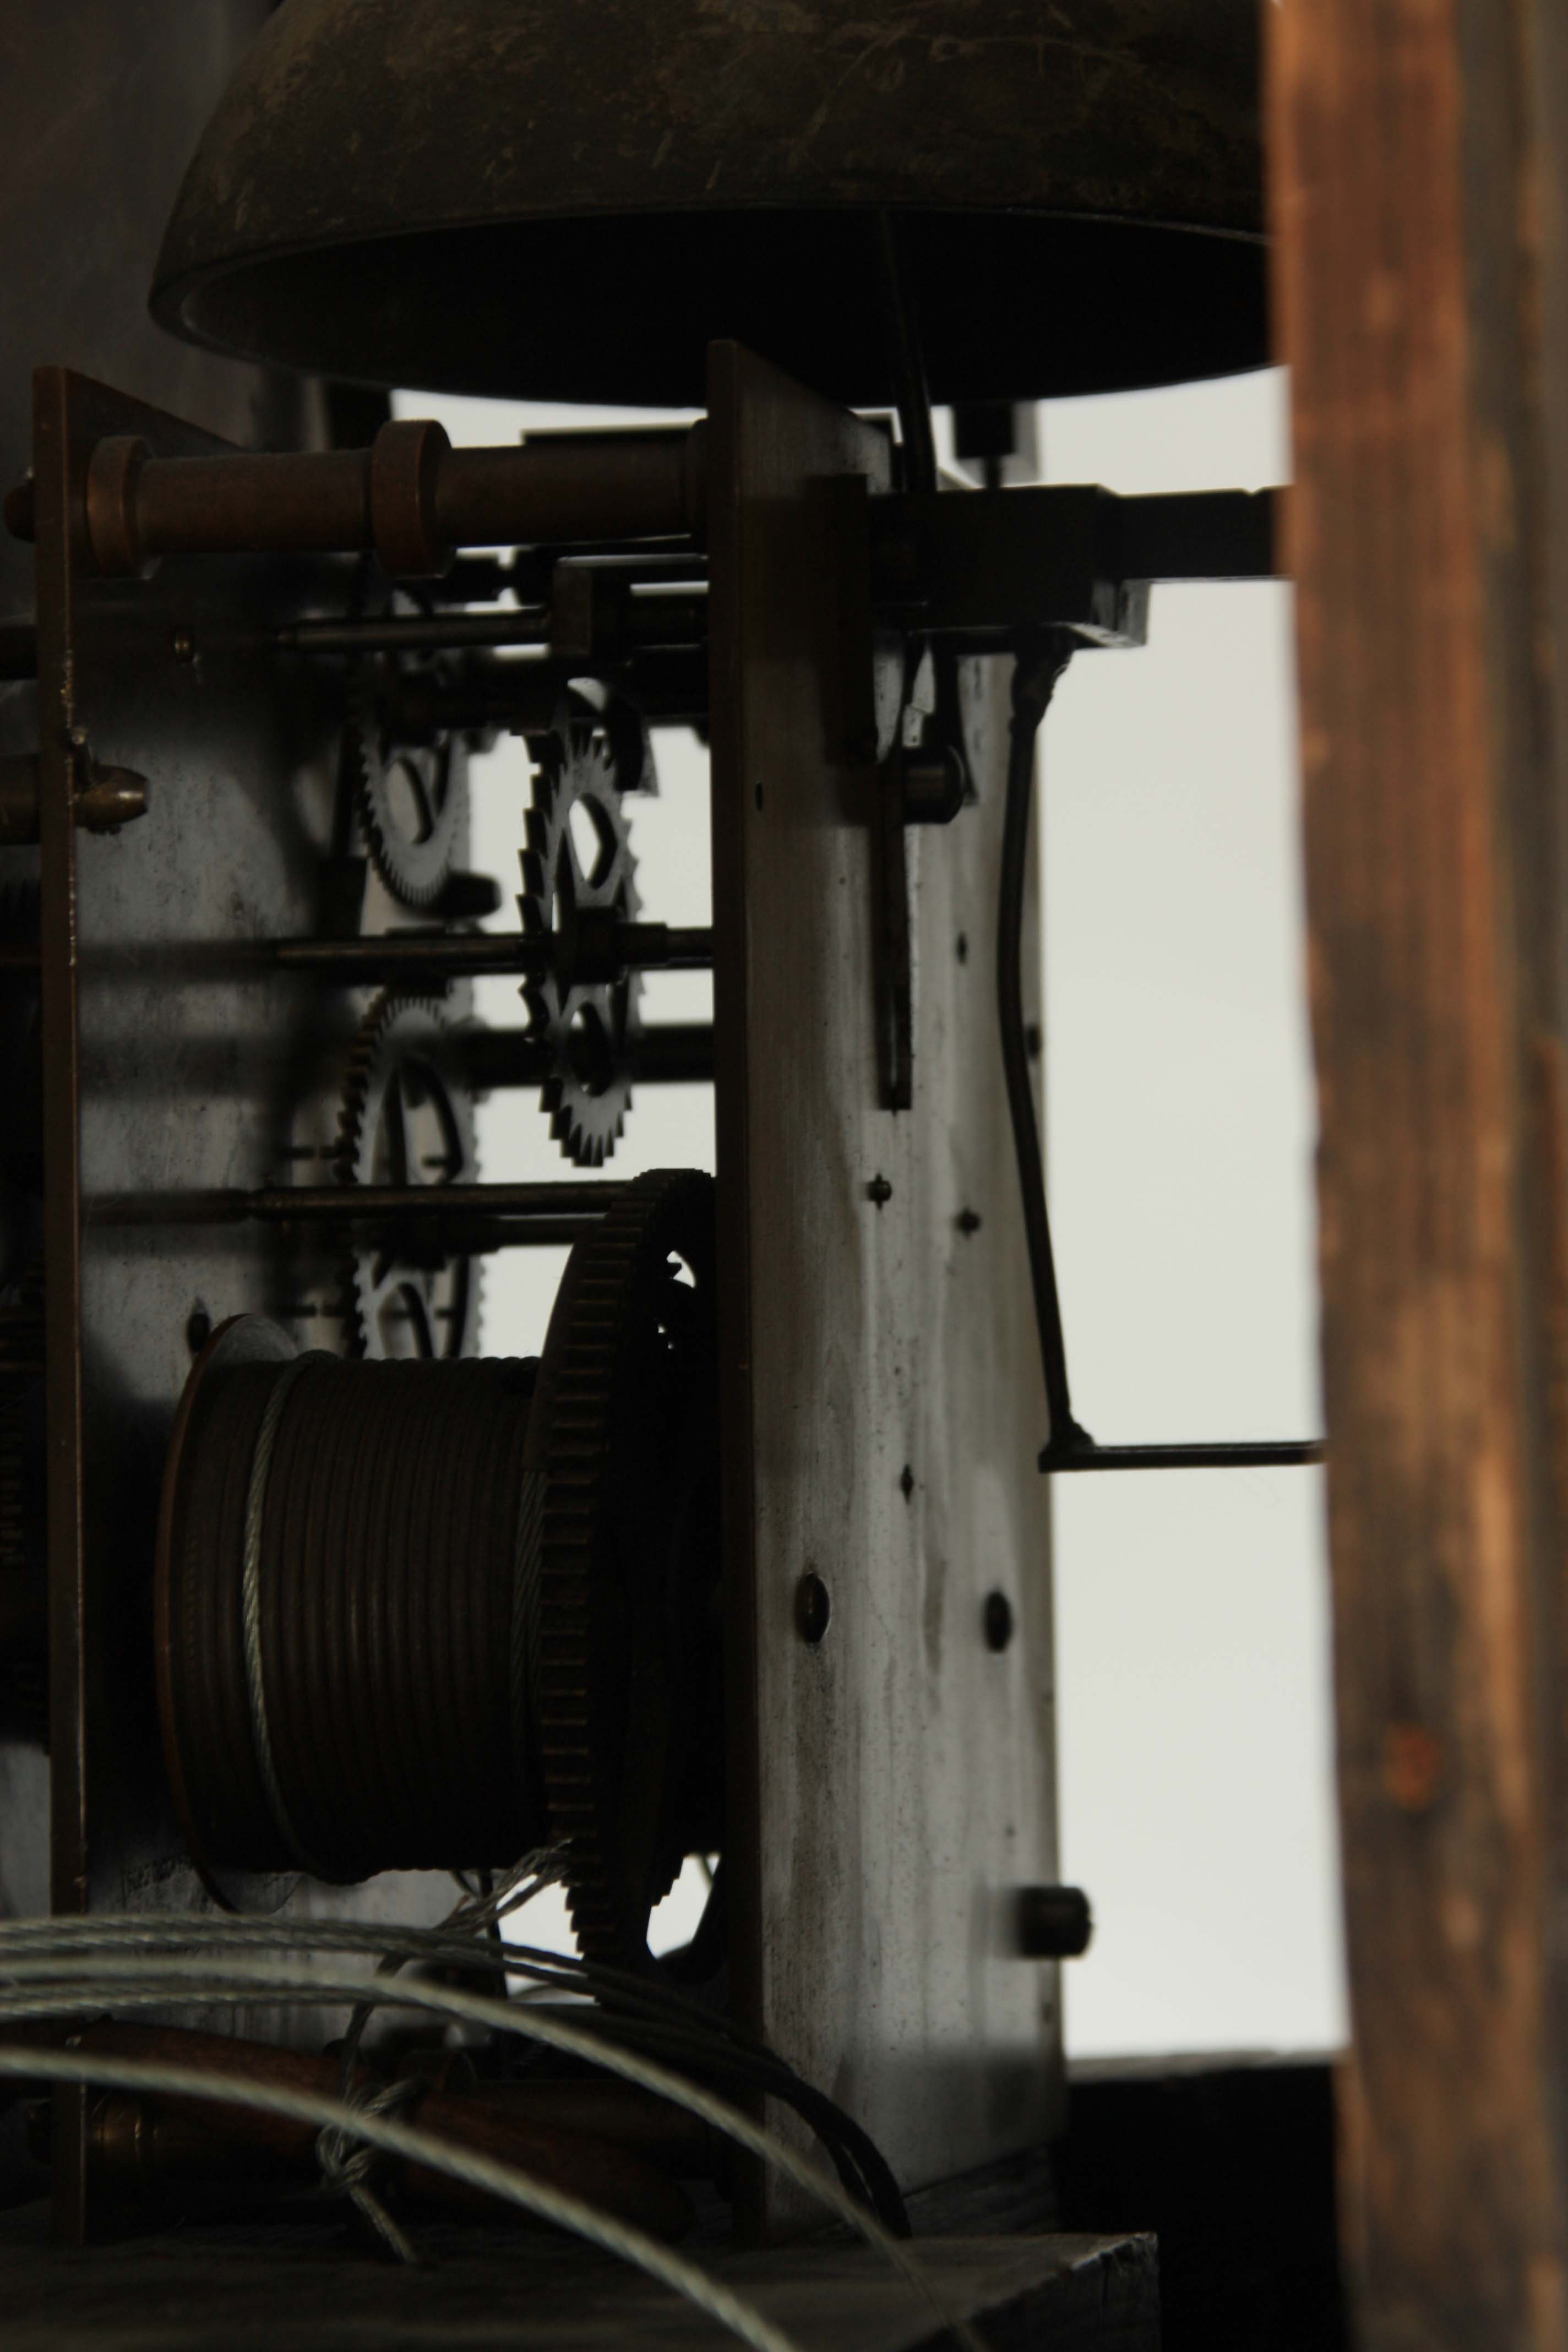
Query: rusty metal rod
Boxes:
[
  {"xmin": 73, "ymin": 420, "xmax": 706, "ymax": 577},
  {"xmin": 30, "ymin": 2019, "xmax": 696, "ymax": 2239}
]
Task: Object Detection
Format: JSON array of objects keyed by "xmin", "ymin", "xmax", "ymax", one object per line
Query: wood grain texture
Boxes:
[
  {"xmin": 0, "ymin": 2216, "xmax": 1157, "ymax": 2352},
  {"xmin": 707, "ymin": 345, "xmax": 1059, "ymax": 2234},
  {"xmin": 1269, "ymin": 2, "xmax": 1568, "ymax": 2342}
]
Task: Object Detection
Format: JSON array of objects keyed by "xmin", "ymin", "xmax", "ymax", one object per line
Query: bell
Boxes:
[{"xmin": 151, "ymin": 0, "xmax": 1265, "ymax": 408}]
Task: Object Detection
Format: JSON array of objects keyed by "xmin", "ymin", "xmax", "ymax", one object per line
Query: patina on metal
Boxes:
[{"xmin": 151, "ymin": 0, "xmax": 1265, "ymax": 406}]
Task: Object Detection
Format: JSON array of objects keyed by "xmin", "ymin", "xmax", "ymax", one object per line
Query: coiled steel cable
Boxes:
[{"xmin": 164, "ymin": 1349, "xmax": 542, "ymax": 1881}]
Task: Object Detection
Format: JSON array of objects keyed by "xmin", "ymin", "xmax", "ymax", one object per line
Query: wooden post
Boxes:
[{"xmin": 1269, "ymin": 2, "xmax": 1568, "ymax": 2341}]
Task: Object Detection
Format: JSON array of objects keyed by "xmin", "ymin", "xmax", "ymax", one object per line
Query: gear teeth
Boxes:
[
  {"xmin": 532, "ymin": 1170, "xmax": 716, "ymax": 1968},
  {"xmin": 346, "ymin": 652, "xmax": 467, "ymax": 912},
  {"xmin": 334, "ymin": 990, "xmax": 482, "ymax": 1360},
  {"xmin": 516, "ymin": 706, "xmax": 643, "ymax": 1169}
]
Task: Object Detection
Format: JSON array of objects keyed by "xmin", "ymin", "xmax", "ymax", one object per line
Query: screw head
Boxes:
[
  {"xmin": 795, "ymin": 1571, "xmax": 831, "ymax": 1647},
  {"xmin": 1016, "ymin": 1884, "xmax": 1093, "ymax": 1959},
  {"xmin": 983, "ymin": 1589, "xmax": 1014, "ymax": 1651},
  {"xmin": 867, "ymin": 1173, "xmax": 892, "ymax": 1208}
]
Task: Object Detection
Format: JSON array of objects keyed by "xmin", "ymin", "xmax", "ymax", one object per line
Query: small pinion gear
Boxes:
[
  {"xmin": 335, "ymin": 993, "xmax": 481, "ymax": 1360},
  {"xmin": 517, "ymin": 702, "xmax": 643, "ymax": 1168},
  {"xmin": 524, "ymin": 1169, "xmax": 722, "ymax": 1969},
  {"xmin": 345, "ymin": 647, "xmax": 470, "ymax": 911}
]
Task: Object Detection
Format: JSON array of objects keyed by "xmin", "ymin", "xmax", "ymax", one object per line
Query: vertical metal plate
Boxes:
[
  {"xmin": 30, "ymin": 371, "xmax": 456, "ymax": 2238},
  {"xmin": 707, "ymin": 344, "xmax": 1061, "ymax": 2230},
  {"xmin": 0, "ymin": 10, "xmax": 317, "ymax": 2077}
]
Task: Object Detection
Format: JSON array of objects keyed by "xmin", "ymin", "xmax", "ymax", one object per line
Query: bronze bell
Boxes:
[{"xmin": 151, "ymin": 0, "xmax": 1265, "ymax": 407}]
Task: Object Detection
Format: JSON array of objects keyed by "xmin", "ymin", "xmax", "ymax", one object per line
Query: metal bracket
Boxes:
[
  {"xmin": 868, "ymin": 483, "xmax": 1280, "ymax": 647},
  {"xmin": 842, "ymin": 477, "xmax": 1281, "ymax": 1112}
]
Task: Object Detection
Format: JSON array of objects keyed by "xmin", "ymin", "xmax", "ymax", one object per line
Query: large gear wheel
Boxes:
[
  {"xmin": 518, "ymin": 700, "xmax": 643, "ymax": 1168},
  {"xmin": 334, "ymin": 993, "xmax": 482, "ymax": 1360},
  {"xmin": 344, "ymin": 627, "xmax": 470, "ymax": 912},
  {"xmin": 524, "ymin": 1169, "xmax": 722, "ymax": 1969}
]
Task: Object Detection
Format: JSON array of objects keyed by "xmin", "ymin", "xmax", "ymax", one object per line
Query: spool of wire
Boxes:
[
  {"xmin": 156, "ymin": 1318, "xmax": 543, "ymax": 1884},
  {"xmin": 154, "ymin": 1171, "xmax": 722, "ymax": 1955}
]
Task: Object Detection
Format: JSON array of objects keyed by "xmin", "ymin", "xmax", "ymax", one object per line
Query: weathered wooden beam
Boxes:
[{"xmin": 1269, "ymin": 2, "xmax": 1568, "ymax": 2342}]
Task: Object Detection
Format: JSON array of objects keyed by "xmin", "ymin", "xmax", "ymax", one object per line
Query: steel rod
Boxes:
[
  {"xmin": 393, "ymin": 647, "xmax": 710, "ymax": 734},
  {"xmin": 271, "ymin": 925, "xmax": 713, "ymax": 981},
  {"xmin": 250, "ymin": 1182, "xmax": 620, "ymax": 1223},
  {"xmin": 999, "ymin": 634, "xmax": 1087, "ymax": 1462},
  {"xmin": 0, "ymin": 929, "xmax": 715, "ymax": 982},
  {"xmin": 455, "ymin": 1023, "xmax": 715, "ymax": 1091},
  {"xmin": 273, "ymin": 611, "xmax": 551, "ymax": 654},
  {"xmin": 1001, "ymin": 634, "xmax": 1325, "ymax": 1478},
  {"xmin": 271, "ymin": 593, "xmax": 706, "ymax": 659},
  {"xmin": 86, "ymin": 1182, "xmax": 624, "ymax": 1230},
  {"xmin": 1038, "ymin": 1439, "xmax": 1325, "ymax": 1471}
]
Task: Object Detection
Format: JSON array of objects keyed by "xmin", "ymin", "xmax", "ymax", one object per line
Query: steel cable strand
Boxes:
[
  {"xmin": 314, "ymin": 2071, "xmax": 425, "ymax": 2262},
  {"xmin": 323, "ymin": 1847, "xmax": 570, "ymax": 2261},
  {"xmin": 0, "ymin": 1912, "xmax": 906, "ymax": 2232},
  {"xmin": 0, "ymin": 2045, "xmax": 807, "ymax": 2352},
  {"xmin": 0, "ymin": 1914, "xmax": 902, "ymax": 2239},
  {"xmin": 0, "ymin": 1959, "xmax": 889, "ymax": 2248},
  {"xmin": 0, "ymin": 1955, "xmax": 975, "ymax": 2352},
  {"xmin": 563, "ymin": 2007, "xmax": 900, "ymax": 2232}
]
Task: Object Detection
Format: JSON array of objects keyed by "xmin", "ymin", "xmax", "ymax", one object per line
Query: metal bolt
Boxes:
[
  {"xmin": 795, "ymin": 1571, "xmax": 831, "ymax": 1647},
  {"xmin": 1016, "ymin": 1885, "xmax": 1093, "ymax": 1960},
  {"xmin": 983, "ymin": 1589, "xmax": 1013, "ymax": 1651},
  {"xmin": 956, "ymin": 1207, "xmax": 982, "ymax": 1237},
  {"xmin": 186, "ymin": 1305, "xmax": 213, "ymax": 1355},
  {"xmin": 867, "ymin": 1174, "xmax": 892, "ymax": 1208}
]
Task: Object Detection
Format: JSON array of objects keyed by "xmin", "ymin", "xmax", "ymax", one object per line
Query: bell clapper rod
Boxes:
[{"xmin": 1000, "ymin": 630, "xmax": 1325, "ymax": 1476}]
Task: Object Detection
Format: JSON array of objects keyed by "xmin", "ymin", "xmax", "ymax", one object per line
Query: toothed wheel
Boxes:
[
  {"xmin": 345, "ymin": 634, "xmax": 469, "ymax": 912},
  {"xmin": 525, "ymin": 1169, "xmax": 722, "ymax": 1969},
  {"xmin": 518, "ymin": 701, "xmax": 643, "ymax": 1168},
  {"xmin": 335, "ymin": 994, "xmax": 481, "ymax": 1360}
]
